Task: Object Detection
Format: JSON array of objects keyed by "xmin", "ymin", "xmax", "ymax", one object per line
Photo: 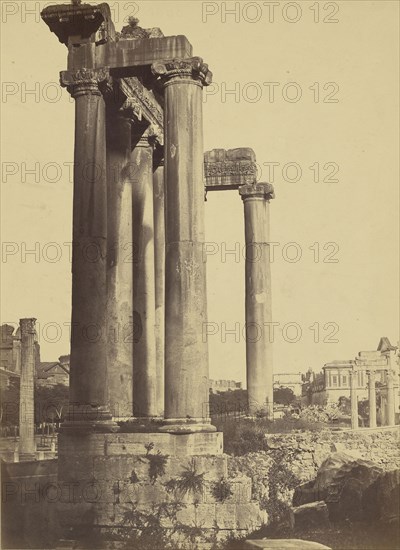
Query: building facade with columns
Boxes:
[{"xmin": 303, "ymin": 338, "xmax": 399, "ymax": 426}]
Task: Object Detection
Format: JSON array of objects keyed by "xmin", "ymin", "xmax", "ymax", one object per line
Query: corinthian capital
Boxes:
[
  {"xmin": 60, "ymin": 67, "xmax": 111, "ymax": 98},
  {"xmin": 151, "ymin": 57, "xmax": 212, "ymax": 87},
  {"xmin": 20, "ymin": 318, "xmax": 37, "ymax": 334},
  {"xmin": 239, "ymin": 182, "xmax": 275, "ymax": 201}
]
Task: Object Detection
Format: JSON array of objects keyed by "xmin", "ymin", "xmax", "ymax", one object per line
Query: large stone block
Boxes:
[
  {"xmin": 236, "ymin": 503, "xmax": 268, "ymax": 530},
  {"xmin": 244, "ymin": 540, "xmax": 331, "ymax": 549},
  {"xmin": 292, "ymin": 501, "xmax": 330, "ymax": 530}
]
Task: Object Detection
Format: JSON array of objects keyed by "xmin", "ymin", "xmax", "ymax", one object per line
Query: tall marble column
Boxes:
[
  {"xmin": 152, "ymin": 57, "xmax": 214, "ymax": 432},
  {"xmin": 153, "ymin": 155, "xmax": 165, "ymax": 417},
  {"xmin": 60, "ymin": 68, "xmax": 116, "ymax": 430},
  {"xmin": 350, "ymin": 370, "xmax": 358, "ymax": 429},
  {"xmin": 106, "ymin": 106, "xmax": 135, "ymax": 420},
  {"xmin": 386, "ymin": 369, "xmax": 395, "ymax": 426},
  {"xmin": 367, "ymin": 369, "xmax": 376, "ymax": 428},
  {"xmin": 131, "ymin": 132, "xmax": 158, "ymax": 418},
  {"xmin": 239, "ymin": 183, "xmax": 275, "ymax": 417},
  {"xmin": 19, "ymin": 318, "xmax": 36, "ymax": 458}
]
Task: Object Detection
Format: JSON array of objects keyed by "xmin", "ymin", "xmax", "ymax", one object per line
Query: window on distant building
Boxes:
[
  {"xmin": 332, "ymin": 375, "xmax": 338, "ymax": 387},
  {"xmin": 342, "ymin": 375, "xmax": 347, "ymax": 386}
]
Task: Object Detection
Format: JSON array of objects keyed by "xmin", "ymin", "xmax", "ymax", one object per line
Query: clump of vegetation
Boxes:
[
  {"xmin": 259, "ymin": 448, "xmax": 300, "ymax": 534},
  {"xmin": 165, "ymin": 459, "xmax": 205, "ymax": 497},
  {"xmin": 145, "ymin": 442, "xmax": 168, "ymax": 484},
  {"xmin": 212, "ymin": 478, "xmax": 233, "ymax": 502}
]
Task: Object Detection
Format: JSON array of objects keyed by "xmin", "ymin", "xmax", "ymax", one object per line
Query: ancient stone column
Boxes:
[
  {"xmin": 60, "ymin": 68, "xmax": 116, "ymax": 430},
  {"xmin": 367, "ymin": 369, "xmax": 377, "ymax": 428},
  {"xmin": 386, "ymin": 369, "xmax": 396, "ymax": 426},
  {"xmin": 239, "ymin": 182, "xmax": 275, "ymax": 417},
  {"xmin": 350, "ymin": 370, "xmax": 358, "ymax": 429},
  {"xmin": 131, "ymin": 132, "xmax": 158, "ymax": 418},
  {"xmin": 19, "ymin": 318, "xmax": 36, "ymax": 458},
  {"xmin": 152, "ymin": 58, "xmax": 214, "ymax": 432},
  {"xmin": 106, "ymin": 106, "xmax": 135, "ymax": 420},
  {"xmin": 153, "ymin": 155, "xmax": 165, "ymax": 417}
]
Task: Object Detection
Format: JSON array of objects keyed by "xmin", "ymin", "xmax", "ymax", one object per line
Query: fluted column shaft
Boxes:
[
  {"xmin": 367, "ymin": 370, "xmax": 376, "ymax": 428},
  {"xmin": 239, "ymin": 183, "xmax": 275, "ymax": 417},
  {"xmin": 60, "ymin": 68, "xmax": 115, "ymax": 429},
  {"xmin": 152, "ymin": 58, "xmax": 214, "ymax": 431},
  {"xmin": 19, "ymin": 318, "xmax": 36, "ymax": 455}
]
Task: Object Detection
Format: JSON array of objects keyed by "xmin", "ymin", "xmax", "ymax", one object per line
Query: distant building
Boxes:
[
  {"xmin": 302, "ymin": 338, "xmax": 399, "ymax": 418},
  {"xmin": 273, "ymin": 372, "xmax": 303, "ymax": 397},
  {"xmin": 0, "ymin": 323, "xmax": 40, "ymax": 374},
  {"xmin": 36, "ymin": 356, "xmax": 70, "ymax": 387},
  {"xmin": 0, "ymin": 322, "xmax": 70, "ymax": 389},
  {"xmin": 209, "ymin": 379, "xmax": 242, "ymax": 392}
]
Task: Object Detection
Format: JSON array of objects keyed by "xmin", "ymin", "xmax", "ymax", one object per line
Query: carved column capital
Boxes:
[
  {"xmin": 239, "ymin": 182, "xmax": 275, "ymax": 201},
  {"xmin": 60, "ymin": 67, "xmax": 111, "ymax": 98},
  {"xmin": 151, "ymin": 57, "xmax": 212, "ymax": 88},
  {"xmin": 20, "ymin": 318, "xmax": 37, "ymax": 334},
  {"xmin": 118, "ymin": 97, "xmax": 142, "ymax": 122}
]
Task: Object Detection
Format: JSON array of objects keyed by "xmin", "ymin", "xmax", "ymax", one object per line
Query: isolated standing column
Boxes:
[
  {"xmin": 367, "ymin": 369, "xmax": 377, "ymax": 428},
  {"xmin": 386, "ymin": 369, "xmax": 395, "ymax": 426},
  {"xmin": 239, "ymin": 182, "xmax": 275, "ymax": 417},
  {"xmin": 152, "ymin": 58, "xmax": 214, "ymax": 431},
  {"xmin": 350, "ymin": 370, "xmax": 359, "ymax": 429},
  {"xmin": 19, "ymin": 318, "xmax": 36, "ymax": 458},
  {"xmin": 61, "ymin": 68, "xmax": 115, "ymax": 429}
]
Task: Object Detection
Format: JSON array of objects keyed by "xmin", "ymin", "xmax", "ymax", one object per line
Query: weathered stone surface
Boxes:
[
  {"xmin": 244, "ymin": 540, "xmax": 331, "ymax": 549},
  {"xmin": 363, "ymin": 468, "xmax": 400, "ymax": 523},
  {"xmin": 204, "ymin": 148, "xmax": 258, "ymax": 191},
  {"xmin": 67, "ymin": 35, "xmax": 193, "ymax": 71},
  {"xmin": 325, "ymin": 458, "xmax": 383, "ymax": 522},
  {"xmin": 293, "ymin": 452, "xmax": 359, "ymax": 505},
  {"xmin": 292, "ymin": 501, "xmax": 330, "ymax": 530}
]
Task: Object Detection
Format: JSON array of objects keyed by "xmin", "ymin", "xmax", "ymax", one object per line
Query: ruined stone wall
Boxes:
[{"xmin": 229, "ymin": 426, "xmax": 400, "ymax": 489}]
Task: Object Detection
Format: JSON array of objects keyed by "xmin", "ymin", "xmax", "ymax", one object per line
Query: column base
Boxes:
[{"xmin": 159, "ymin": 418, "xmax": 216, "ymax": 434}]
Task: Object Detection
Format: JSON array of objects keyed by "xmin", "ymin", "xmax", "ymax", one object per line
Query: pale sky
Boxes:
[{"xmin": 1, "ymin": 1, "xmax": 399, "ymax": 384}]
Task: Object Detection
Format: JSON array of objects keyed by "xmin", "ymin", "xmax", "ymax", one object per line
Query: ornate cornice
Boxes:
[
  {"xmin": 151, "ymin": 57, "xmax": 212, "ymax": 88},
  {"xmin": 60, "ymin": 67, "xmax": 111, "ymax": 98},
  {"xmin": 239, "ymin": 182, "xmax": 275, "ymax": 201},
  {"xmin": 119, "ymin": 77, "xmax": 164, "ymax": 146},
  {"xmin": 205, "ymin": 148, "xmax": 257, "ymax": 191},
  {"xmin": 41, "ymin": 2, "xmax": 115, "ymax": 46}
]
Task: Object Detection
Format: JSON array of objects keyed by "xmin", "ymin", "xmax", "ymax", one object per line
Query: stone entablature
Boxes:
[{"xmin": 204, "ymin": 148, "xmax": 258, "ymax": 191}]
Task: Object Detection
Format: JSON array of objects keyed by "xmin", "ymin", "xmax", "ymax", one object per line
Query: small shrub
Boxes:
[
  {"xmin": 166, "ymin": 459, "xmax": 205, "ymax": 497},
  {"xmin": 212, "ymin": 478, "xmax": 233, "ymax": 502}
]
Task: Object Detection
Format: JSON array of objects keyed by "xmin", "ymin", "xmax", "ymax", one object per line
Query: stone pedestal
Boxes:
[
  {"xmin": 386, "ymin": 370, "xmax": 395, "ymax": 426},
  {"xmin": 18, "ymin": 318, "xmax": 36, "ymax": 459},
  {"xmin": 152, "ymin": 58, "xmax": 214, "ymax": 432},
  {"xmin": 60, "ymin": 68, "xmax": 116, "ymax": 431},
  {"xmin": 56, "ymin": 431, "xmax": 266, "ymax": 546},
  {"xmin": 350, "ymin": 370, "xmax": 358, "ymax": 429},
  {"xmin": 239, "ymin": 183, "xmax": 275, "ymax": 417},
  {"xmin": 131, "ymin": 133, "xmax": 158, "ymax": 418},
  {"xmin": 367, "ymin": 370, "xmax": 377, "ymax": 428},
  {"xmin": 106, "ymin": 111, "xmax": 134, "ymax": 420},
  {"xmin": 153, "ymin": 157, "xmax": 165, "ymax": 417}
]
